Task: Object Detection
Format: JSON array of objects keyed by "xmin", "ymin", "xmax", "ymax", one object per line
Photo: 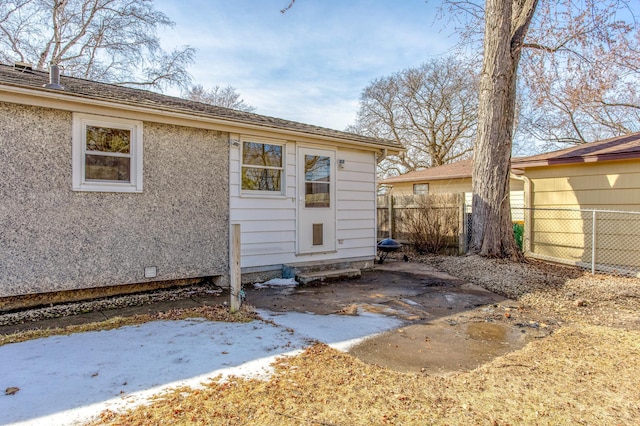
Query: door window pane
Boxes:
[
  {"xmin": 305, "ymin": 182, "xmax": 330, "ymax": 207},
  {"xmin": 305, "ymin": 155, "xmax": 330, "ymax": 207},
  {"xmin": 305, "ymin": 155, "xmax": 330, "ymax": 182}
]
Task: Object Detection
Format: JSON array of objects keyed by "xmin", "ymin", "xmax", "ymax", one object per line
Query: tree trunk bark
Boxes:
[{"xmin": 471, "ymin": 0, "xmax": 537, "ymax": 259}]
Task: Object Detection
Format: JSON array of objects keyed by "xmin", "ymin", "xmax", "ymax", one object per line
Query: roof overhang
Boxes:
[
  {"xmin": 512, "ymin": 151, "xmax": 640, "ymax": 169},
  {"xmin": 0, "ymin": 83, "xmax": 403, "ymax": 155}
]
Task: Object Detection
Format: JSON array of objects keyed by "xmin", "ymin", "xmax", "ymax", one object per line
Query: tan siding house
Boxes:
[
  {"xmin": 512, "ymin": 133, "xmax": 640, "ymax": 272},
  {"xmin": 379, "ymin": 159, "xmax": 525, "ymax": 206}
]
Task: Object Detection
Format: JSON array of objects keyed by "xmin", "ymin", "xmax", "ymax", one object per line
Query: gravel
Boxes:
[
  {"xmin": 3, "ymin": 254, "xmax": 639, "ymax": 331},
  {"xmin": 0, "ymin": 285, "xmax": 223, "ymax": 327},
  {"xmin": 417, "ymin": 254, "xmax": 640, "ymax": 329}
]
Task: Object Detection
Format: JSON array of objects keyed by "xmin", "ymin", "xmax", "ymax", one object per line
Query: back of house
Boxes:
[{"xmin": 0, "ymin": 63, "xmax": 401, "ymax": 310}]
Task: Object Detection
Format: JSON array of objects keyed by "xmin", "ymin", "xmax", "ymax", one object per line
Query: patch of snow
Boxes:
[
  {"xmin": 253, "ymin": 278, "xmax": 298, "ymax": 289},
  {"xmin": 0, "ymin": 310, "xmax": 402, "ymax": 425}
]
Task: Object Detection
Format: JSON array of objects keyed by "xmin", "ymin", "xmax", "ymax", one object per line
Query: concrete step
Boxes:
[
  {"xmin": 295, "ymin": 268, "xmax": 361, "ymax": 285},
  {"xmin": 283, "ymin": 260, "xmax": 352, "ymax": 278}
]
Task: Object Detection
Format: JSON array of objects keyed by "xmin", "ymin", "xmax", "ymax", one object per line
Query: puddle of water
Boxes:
[{"xmin": 348, "ymin": 320, "xmax": 532, "ymax": 376}]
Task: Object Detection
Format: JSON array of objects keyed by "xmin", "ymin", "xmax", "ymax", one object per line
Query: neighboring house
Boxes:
[
  {"xmin": 379, "ymin": 133, "xmax": 640, "ymax": 273},
  {"xmin": 511, "ymin": 133, "xmax": 640, "ymax": 211},
  {"xmin": 0, "ymin": 63, "xmax": 401, "ymax": 308},
  {"xmin": 512, "ymin": 132, "xmax": 640, "ymax": 272},
  {"xmin": 378, "ymin": 159, "xmax": 525, "ymax": 213}
]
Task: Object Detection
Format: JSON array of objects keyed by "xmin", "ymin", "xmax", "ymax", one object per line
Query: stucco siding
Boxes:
[{"xmin": 0, "ymin": 102, "xmax": 229, "ymax": 297}]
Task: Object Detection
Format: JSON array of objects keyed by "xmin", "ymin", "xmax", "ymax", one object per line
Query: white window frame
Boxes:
[
  {"xmin": 413, "ymin": 183, "xmax": 429, "ymax": 195},
  {"xmin": 240, "ymin": 137, "xmax": 285, "ymax": 195},
  {"xmin": 72, "ymin": 113, "xmax": 143, "ymax": 193}
]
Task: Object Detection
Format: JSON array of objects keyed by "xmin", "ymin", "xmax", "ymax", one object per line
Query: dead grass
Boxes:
[
  {"xmin": 86, "ymin": 255, "xmax": 640, "ymax": 425},
  {"xmin": 6, "ymin": 255, "xmax": 640, "ymax": 425},
  {"xmin": 0, "ymin": 305, "xmax": 257, "ymax": 347},
  {"xmin": 91, "ymin": 325, "xmax": 640, "ymax": 425}
]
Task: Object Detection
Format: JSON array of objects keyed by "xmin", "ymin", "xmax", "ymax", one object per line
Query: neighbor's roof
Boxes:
[
  {"xmin": 512, "ymin": 132, "xmax": 640, "ymax": 168},
  {"xmin": 380, "ymin": 132, "xmax": 640, "ymax": 184},
  {"xmin": 0, "ymin": 63, "xmax": 402, "ymax": 151},
  {"xmin": 379, "ymin": 159, "xmax": 473, "ymax": 184}
]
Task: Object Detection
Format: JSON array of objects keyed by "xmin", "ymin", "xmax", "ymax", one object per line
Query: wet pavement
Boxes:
[
  {"xmin": 247, "ymin": 259, "xmax": 553, "ymax": 375},
  {"xmin": 1, "ymin": 258, "xmax": 554, "ymax": 376}
]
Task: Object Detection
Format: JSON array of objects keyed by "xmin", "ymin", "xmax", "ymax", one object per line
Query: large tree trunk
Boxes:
[{"xmin": 471, "ymin": 0, "xmax": 537, "ymax": 259}]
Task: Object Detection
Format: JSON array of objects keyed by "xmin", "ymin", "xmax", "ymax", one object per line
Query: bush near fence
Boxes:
[
  {"xmin": 377, "ymin": 194, "xmax": 463, "ymax": 254},
  {"xmin": 379, "ymin": 196, "xmax": 640, "ymax": 276}
]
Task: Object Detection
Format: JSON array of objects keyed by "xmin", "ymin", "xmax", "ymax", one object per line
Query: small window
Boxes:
[
  {"xmin": 72, "ymin": 113, "xmax": 143, "ymax": 192},
  {"xmin": 413, "ymin": 183, "xmax": 429, "ymax": 195},
  {"xmin": 304, "ymin": 155, "xmax": 330, "ymax": 207},
  {"xmin": 241, "ymin": 140, "xmax": 284, "ymax": 192}
]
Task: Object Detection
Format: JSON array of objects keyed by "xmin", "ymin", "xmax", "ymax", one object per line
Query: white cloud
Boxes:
[{"xmin": 156, "ymin": 0, "xmax": 457, "ymax": 130}]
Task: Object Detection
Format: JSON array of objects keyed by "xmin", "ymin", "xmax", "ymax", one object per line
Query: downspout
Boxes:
[
  {"xmin": 374, "ymin": 148, "xmax": 388, "ymax": 247},
  {"xmin": 510, "ymin": 172, "xmax": 531, "ymax": 254},
  {"xmin": 376, "ymin": 148, "xmax": 388, "ymax": 164}
]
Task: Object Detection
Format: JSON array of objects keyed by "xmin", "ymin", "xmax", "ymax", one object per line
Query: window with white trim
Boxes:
[
  {"xmin": 72, "ymin": 113, "xmax": 143, "ymax": 192},
  {"xmin": 241, "ymin": 140, "xmax": 284, "ymax": 193},
  {"xmin": 413, "ymin": 183, "xmax": 429, "ymax": 195}
]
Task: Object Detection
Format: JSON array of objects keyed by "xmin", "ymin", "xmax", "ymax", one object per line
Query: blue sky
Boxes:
[{"xmin": 155, "ymin": 0, "xmax": 457, "ymax": 130}]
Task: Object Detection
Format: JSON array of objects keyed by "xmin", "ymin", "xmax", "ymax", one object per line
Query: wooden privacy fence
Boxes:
[{"xmin": 377, "ymin": 194, "xmax": 466, "ymax": 254}]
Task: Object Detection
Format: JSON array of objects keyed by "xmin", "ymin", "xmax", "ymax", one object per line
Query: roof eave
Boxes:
[
  {"xmin": 513, "ymin": 151, "xmax": 640, "ymax": 169},
  {"xmin": 0, "ymin": 83, "xmax": 403, "ymax": 154}
]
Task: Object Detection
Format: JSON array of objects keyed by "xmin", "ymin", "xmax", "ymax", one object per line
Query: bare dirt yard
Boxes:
[{"xmin": 90, "ymin": 254, "xmax": 640, "ymax": 425}]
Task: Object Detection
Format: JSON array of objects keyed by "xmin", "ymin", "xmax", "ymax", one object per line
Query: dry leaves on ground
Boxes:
[{"xmin": 92, "ymin": 324, "xmax": 640, "ymax": 425}]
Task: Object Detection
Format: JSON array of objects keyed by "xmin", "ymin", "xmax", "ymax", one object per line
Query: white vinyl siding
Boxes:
[{"xmin": 230, "ymin": 140, "xmax": 378, "ymax": 270}]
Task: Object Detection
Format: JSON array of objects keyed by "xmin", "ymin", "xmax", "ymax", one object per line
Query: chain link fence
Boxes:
[
  {"xmin": 525, "ymin": 207, "xmax": 640, "ymax": 277},
  {"xmin": 381, "ymin": 196, "xmax": 640, "ymax": 276},
  {"xmin": 464, "ymin": 205, "xmax": 640, "ymax": 277}
]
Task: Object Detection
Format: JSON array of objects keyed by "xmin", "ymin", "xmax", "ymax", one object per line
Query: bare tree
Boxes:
[
  {"xmin": 184, "ymin": 84, "xmax": 256, "ymax": 112},
  {"xmin": 520, "ymin": 0, "xmax": 640, "ymax": 145},
  {"xmin": 471, "ymin": 0, "xmax": 537, "ymax": 259},
  {"xmin": 443, "ymin": 0, "xmax": 640, "ymax": 146},
  {"xmin": 347, "ymin": 57, "xmax": 477, "ymax": 178},
  {"xmin": 0, "ymin": 0, "xmax": 195, "ymax": 91},
  {"xmin": 443, "ymin": 0, "xmax": 640, "ymax": 259}
]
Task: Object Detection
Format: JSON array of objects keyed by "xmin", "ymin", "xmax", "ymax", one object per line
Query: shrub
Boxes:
[{"xmin": 401, "ymin": 194, "xmax": 460, "ymax": 254}]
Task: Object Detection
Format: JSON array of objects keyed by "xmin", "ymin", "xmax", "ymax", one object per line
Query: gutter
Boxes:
[{"xmin": 0, "ymin": 84, "xmax": 403, "ymax": 154}]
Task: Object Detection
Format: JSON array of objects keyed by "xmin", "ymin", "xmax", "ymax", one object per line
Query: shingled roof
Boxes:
[
  {"xmin": 0, "ymin": 63, "xmax": 402, "ymax": 150},
  {"xmin": 380, "ymin": 132, "xmax": 640, "ymax": 184},
  {"xmin": 379, "ymin": 159, "xmax": 473, "ymax": 184},
  {"xmin": 512, "ymin": 132, "xmax": 640, "ymax": 168}
]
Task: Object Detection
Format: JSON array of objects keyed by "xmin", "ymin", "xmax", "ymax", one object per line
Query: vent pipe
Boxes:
[{"xmin": 43, "ymin": 64, "xmax": 64, "ymax": 90}]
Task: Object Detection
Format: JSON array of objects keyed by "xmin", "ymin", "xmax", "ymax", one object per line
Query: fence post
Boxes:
[
  {"xmin": 458, "ymin": 194, "xmax": 466, "ymax": 254},
  {"xmin": 591, "ymin": 210, "xmax": 596, "ymax": 275},
  {"xmin": 230, "ymin": 223, "xmax": 242, "ymax": 312},
  {"xmin": 389, "ymin": 195, "xmax": 395, "ymax": 239}
]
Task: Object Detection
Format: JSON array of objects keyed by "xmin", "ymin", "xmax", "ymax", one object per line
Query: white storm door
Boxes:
[{"xmin": 297, "ymin": 147, "xmax": 336, "ymax": 254}]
